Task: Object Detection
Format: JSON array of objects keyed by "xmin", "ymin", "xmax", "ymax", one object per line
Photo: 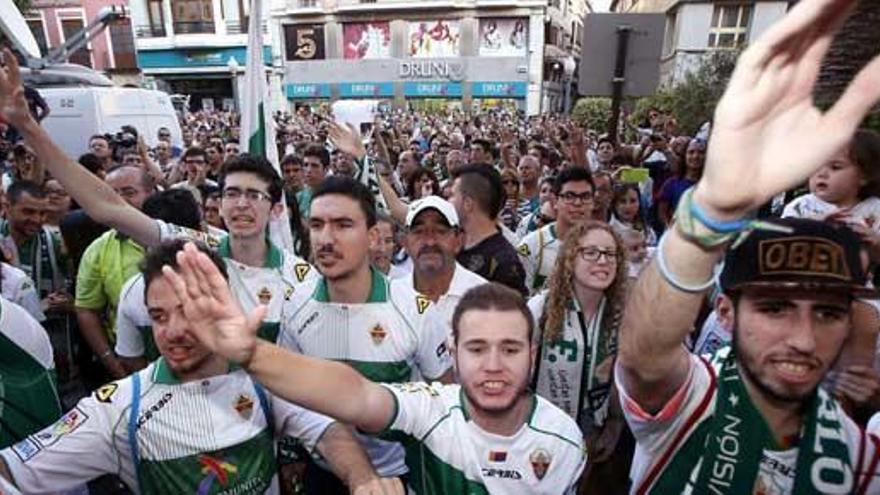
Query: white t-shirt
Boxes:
[
  {"xmin": 782, "ymin": 194, "xmax": 880, "ymax": 231},
  {"xmin": 1, "ymin": 262, "xmax": 45, "ymax": 322},
  {"xmin": 617, "ymin": 349, "xmax": 880, "ymax": 494},
  {"xmin": 0, "ymin": 360, "xmax": 333, "ymax": 495},
  {"xmin": 381, "ymin": 382, "xmax": 586, "ymax": 494},
  {"xmin": 279, "ymin": 269, "xmax": 453, "ymax": 476},
  {"xmin": 404, "ymin": 262, "xmax": 486, "ymax": 331}
]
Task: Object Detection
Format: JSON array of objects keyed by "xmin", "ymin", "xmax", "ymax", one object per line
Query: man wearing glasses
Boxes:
[{"xmin": 517, "ymin": 167, "xmax": 595, "ymax": 295}]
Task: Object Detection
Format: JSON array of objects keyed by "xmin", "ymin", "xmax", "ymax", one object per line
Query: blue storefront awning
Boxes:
[
  {"xmin": 472, "ymin": 81, "xmax": 527, "ymax": 98},
  {"xmin": 339, "ymin": 83, "xmax": 394, "ymax": 98},
  {"xmin": 286, "ymin": 83, "xmax": 331, "ymax": 99},
  {"xmin": 403, "ymin": 82, "xmax": 462, "ymax": 97},
  {"xmin": 138, "ymin": 46, "xmax": 272, "ymax": 69}
]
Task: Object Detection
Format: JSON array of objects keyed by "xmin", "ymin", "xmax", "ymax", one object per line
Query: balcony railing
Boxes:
[
  {"xmin": 134, "ymin": 24, "xmax": 167, "ymax": 38},
  {"xmin": 225, "ymin": 20, "xmax": 269, "ymax": 34},
  {"xmin": 172, "ymin": 21, "xmax": 216, "ymax": 34}
]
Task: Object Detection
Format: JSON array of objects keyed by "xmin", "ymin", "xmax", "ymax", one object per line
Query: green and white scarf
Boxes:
[{"xmin": 647, "ymin": 348, "xmax": 855, "ymax": 495}]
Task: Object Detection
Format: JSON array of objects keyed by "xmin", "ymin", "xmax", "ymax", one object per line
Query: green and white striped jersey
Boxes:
[
  {"xmin": 115, "ymin": 241, "xmax": 317, "ymax": 361},
  {"xmin": 279, "ymin": 268, "xmax": 453, "ymax": 476},
  {"xmin": 381, "ymin": 382, "xmax": 586, "ymax": 494},
  {"xmin": 0, "ymin": 359, "xmax": 333, "ymax": 494},
  {"xmin": 0, "ymin": 296, "xmax": 60, "ymax": 449},
  {"xmin": 516, "ymin": 224, "xmax": 560, "ymax": 295}
]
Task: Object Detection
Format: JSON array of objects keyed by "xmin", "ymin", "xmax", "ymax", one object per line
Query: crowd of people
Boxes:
[{"xmin": 0, "ymin": 0, "xmax": 880, "ymax": 493}]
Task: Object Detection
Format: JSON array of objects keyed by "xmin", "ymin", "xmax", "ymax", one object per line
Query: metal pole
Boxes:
[{"xmin": 607, "ymin": 25, "xmax": 632, "ymax": 144}]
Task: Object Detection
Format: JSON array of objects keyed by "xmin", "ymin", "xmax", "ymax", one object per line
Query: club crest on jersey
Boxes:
[
  {"xmin": 257, "ymin": 287, "xmax": 272, "ymax": 305},
  {"xmin": 530, "ymin": 449, "xmax": 552, "ymax": 480},
  {"xmin": 415, "ymin": 295, "xmax": 431, "ymax": 315},
  {"xmin": 370, "ymin": 324, "xmax": 387, "ymax": 345},
  {"xmin": 234, "ymin": 394, "xmax": 254, "ymax": 420},
  {"xmin": 517, "ymin": 244, "xmax": 530, "ymax": 257},
  {"xmin": 294, "ymin": 263, "xmax": 311, "ymax": 282},
  {"xmin": 95, "ymin": 383, "xmax": 118, "ymax": 403}
]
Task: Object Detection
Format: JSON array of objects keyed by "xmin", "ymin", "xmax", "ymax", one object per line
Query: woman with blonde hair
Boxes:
[{"xmin": 528, "ymin": 220, "xmax": 632, "ymax": 493}]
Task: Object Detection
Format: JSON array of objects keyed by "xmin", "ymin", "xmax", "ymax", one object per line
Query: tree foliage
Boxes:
[{"xmin": 570, "ymin": 97, "xmax": 612, "ymax": 133}]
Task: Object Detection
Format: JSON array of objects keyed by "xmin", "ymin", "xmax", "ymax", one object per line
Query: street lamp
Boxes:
[
  {"xmin": 561, "ymin": 55, "xmax": 576, "ymax": 115},
  {"xmin": 227, "ymin": 56, "xmax": 240, "ymax": 112}
]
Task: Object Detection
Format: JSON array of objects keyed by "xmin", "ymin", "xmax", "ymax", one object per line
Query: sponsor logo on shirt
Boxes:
[
  {"xmin": 33, "ymin": 407, "xmax": 89, "ymax": 448},
  {"xmin": 294, "ymin": 263, "xmax": 311, "ymax": 282},
  {"xmin": 136, "ymin": 393, "xmax": 173, "ymax": 429},
  {"xmin": 198, "ymin": 454, "xmax": 238, "ymax": 495},
  {"xmin": 95, "ymin": 383, "xmax": 119, "ymax": 403},
  {"xmin": 298, "ymin": 311, "xmax": 319, "ymax": 334},
  {"xmin": 488, "ymin": 451, "xmax": 507, "ymax": 462},
  {"xmin": 415, "ymin": 295, "xmax": 431, "ymax": 315},
  {"xmin": 482, "ymin": 467, "xmax": 523, "ymax": 479},
  {"xmin": 529, "ymin": 448, "xmax": 552, "ymax": 480},
  {"xmin": 11, "ymin": 437, "xmax": 41, "ymax": 462}
]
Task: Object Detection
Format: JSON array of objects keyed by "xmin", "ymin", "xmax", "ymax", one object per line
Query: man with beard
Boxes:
[
  {"xmin": 617, "ymin": 1, "xmax": 880, "ymax": 493},
  {"xmin": 403, "ymin": 196, "xmax": 486, "ymax": 329},
  {"xmin": 279, "ymin": 174, "xmax": 453, "ymax": 493},
  {"xmin": 0, "ymin": 241, "xmax": 389, "ymax": 495},
  {"xmin": 517, "ymin": 167, "xmax": 594, "ymax": 295},
  {"xmin": 156, "ymin": 254, "xmax": 586, "ymax": 494}
]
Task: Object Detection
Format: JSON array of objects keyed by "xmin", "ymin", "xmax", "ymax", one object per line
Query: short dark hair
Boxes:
[
  {"xmin": 303, "ymin": 144, "xmax": 330, "ymax": 169},
  {"xmin": 141, "ymin": 239, "xmax": 227, "ymax": 298},
  {"xmin": 89, "ymin": 134, "xmax": 109, "ymax": 144},
  {"xmin": 311, "ymin": 176, "xmax": 377, "ymax": 227},
  {"xmin": 452, "ymin": 165, "xmax": 504, "ymax": 219},
  {"xmin": 471, "ymin": 138, "xmax": 492, "ymax": 157},
  {"xmin": 553, "ymin": 166, "xmax": 595, "ymax": 195},
  {"xmin": 182, "ymin": 147, "xmax": 208, "ymax": 162},
  {"xmin": 850, "ymin": 129, "xmax": 880, "ymax": 199},
  {"xmin": 142, "ymin": 189, "xmax": 202, "ymax": 230},
  {"xmin": 219, "ymin": 154, "xmax": 284, "ymax": 204},
  {"xmin": 77, "ymin": 153, "xmax": 103, "ymax": 176},
  {"xmin": 7, "ymin": 180, "xmax": 45, "ymax": 204},
  {"xmin": 451, "ymin": 283, "xmax": 533, "ymax": 344},
  {"xmin": 280, "ymin": 154, "xmax": 302, "ymax": 168}
]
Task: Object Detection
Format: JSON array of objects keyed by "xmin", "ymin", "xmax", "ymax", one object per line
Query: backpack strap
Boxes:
[{"xmin": 127, "ymin": 371, "xmax": 144, "ymax": 493}]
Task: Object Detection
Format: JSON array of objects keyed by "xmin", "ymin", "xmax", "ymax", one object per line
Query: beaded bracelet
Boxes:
[{"xmin": 655, "ymin": 230, "xmax": 721, "ymax": 293}]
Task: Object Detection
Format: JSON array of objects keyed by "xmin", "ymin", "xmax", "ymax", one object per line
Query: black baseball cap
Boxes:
[{"xmin": 719, "ymin": 218, "xmax": 876, "ymax": 298}]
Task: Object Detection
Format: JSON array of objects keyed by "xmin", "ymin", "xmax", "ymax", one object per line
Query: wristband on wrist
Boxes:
[
  {"xmin": 99, "ymin": 349, "xmax": 114, "ymax": 360},
  {"xmin": 655, "ymin": 231, "xmax": 721, "ymax": 293}
]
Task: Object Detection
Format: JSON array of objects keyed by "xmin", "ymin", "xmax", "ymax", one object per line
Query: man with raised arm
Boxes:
[
  {"xmin": 159, "ymin": 243, "xmax": 586, "ymax": 494},
  {"xmin": 614, "ymin": 0, "xmax": 880, "ymax": 493}
]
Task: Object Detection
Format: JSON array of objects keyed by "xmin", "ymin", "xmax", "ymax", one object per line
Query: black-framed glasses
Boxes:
[
  {"xmin": 222, "ymin": 188, "xmax": 272, "ymax": 203},
  {"xmin": 577, "ymin": 246, "xmax": 618, "ymax": 263},
  {"xmin": 559, "ymin": 192, "xmax": 593, "ymax": 204}
]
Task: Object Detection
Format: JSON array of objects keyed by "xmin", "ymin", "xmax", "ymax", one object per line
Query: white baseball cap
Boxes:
[{"xmin": 405, "ymin": 195, "xmax": 460, "ymax": 228}]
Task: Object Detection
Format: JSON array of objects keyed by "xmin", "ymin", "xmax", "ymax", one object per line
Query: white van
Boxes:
[{"xmin": 39, "ymin": 87, "xmax": 183, "ymax": 157}]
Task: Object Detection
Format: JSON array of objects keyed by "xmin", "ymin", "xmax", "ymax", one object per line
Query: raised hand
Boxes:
[
  {"xmin": 0, "ymin": 48, "xmax": 36, "ymax": 129},
  {"xmin": 694, "ymin": 0, "xmax": 880, "ymax": 219},
  {"xmin": 162, "ymin": 242, "xmax": 266, "ymax": 366},
  {"xmin": 328, "ymin": 121, "xmax": 367, "ymax": 161}
]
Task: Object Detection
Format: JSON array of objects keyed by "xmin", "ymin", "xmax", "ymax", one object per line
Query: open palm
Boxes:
[
  {"xmin": 696, "ymin": 0, "xmax": 880, "ymax": 217},
  {"xmin": 163, "ymin": 243, "xmax": 266, "ymax": 365}
]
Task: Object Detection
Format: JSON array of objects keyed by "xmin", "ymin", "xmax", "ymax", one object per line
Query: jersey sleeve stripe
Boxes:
[{"xmin": 635, "ymin": 355, "xmax": 717, "ymax": 495}]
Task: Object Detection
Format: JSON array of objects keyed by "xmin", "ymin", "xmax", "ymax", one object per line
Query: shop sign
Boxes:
[
  {"xmin": 399, "ymin": 61, "xmax": 464, "ymax": 82},
  {"xmin": 404, "ymin": 82, "xmax": 462, "ymax": 97}
]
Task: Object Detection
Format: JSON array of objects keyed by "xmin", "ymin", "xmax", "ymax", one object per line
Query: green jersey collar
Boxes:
[
  {"xmin": 217, "ymin": 236, "xmax": 283, "ymax": 269},
  {"xmin": 313, "ymin": 267, "xmax": 388, "ymax": 303},
  {"xmin": 152, "ymin": 357, "xmax": 240, "ymax": 385},
  {"xmin": 152, "ymin": 357, "xmax": 180, "ymax": 385}
]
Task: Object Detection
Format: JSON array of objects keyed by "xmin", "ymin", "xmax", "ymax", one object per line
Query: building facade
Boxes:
[
  {"xmin": 611, "ymin": 0, "xmax": 790, "ymax": 85},
  {"xmin": 128, "ymin": 0, "xmax": 283, "ymax": 111},
  {"xmin": 270, "ymin": 0, "xmax": 586, "ymax": 115},
  {"xmin": 23, "ymin": 0, "xmax": 138, "ymax": 82}
]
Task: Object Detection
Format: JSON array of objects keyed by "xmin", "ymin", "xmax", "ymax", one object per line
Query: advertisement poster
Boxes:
[
  {"xmin": 284, "ymin": 24, "xmax": 325, "ymax": 61},
  {"xmin": 343, "ymin": 22, "xmax": 392, "ymax": 59},
  {"xmin": 479, "ymin": 18, "xmax": 528, "ymax": 57},
  {"xmin": 408, "ymin": 20, "xmax": 460, "ymax": 58}
]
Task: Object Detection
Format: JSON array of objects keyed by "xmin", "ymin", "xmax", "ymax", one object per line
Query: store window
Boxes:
[
  {"xmin": 172, "ymin": 0, "xmax": 215, "ymax": 35},
  {"xmin": 145, "ymin": 0, "xmax": 166, "ymax": 37},
  {"xmin": 60, "ymin": 16, "xmax": 91, "ymax": 67},
  {"xmin": 708, "ymin": 3, "xmax": 752, "ymax": 49},
  {"xmin": 25, "ymin": 18, "xmax": 48, "ymax": 56}
]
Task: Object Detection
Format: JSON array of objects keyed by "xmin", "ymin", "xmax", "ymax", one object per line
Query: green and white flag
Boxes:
[{"xmin": 239, "ymin": 0, "xmax": 295, "ymax": 252}]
